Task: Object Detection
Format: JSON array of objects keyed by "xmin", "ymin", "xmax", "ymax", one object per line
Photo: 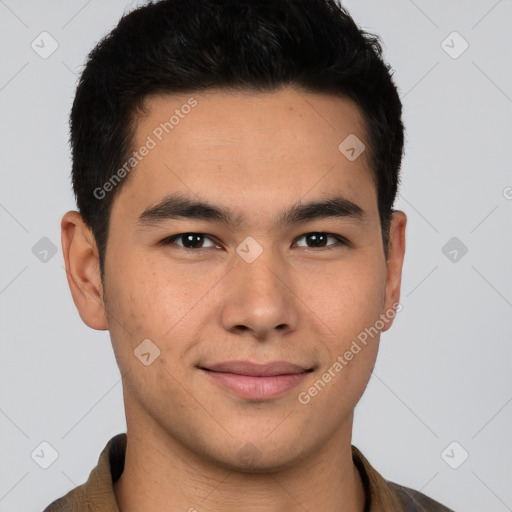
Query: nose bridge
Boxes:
[
  {"xmin": 221, "ymin": 239, "xmax": 298, "ymax": 337},
  {"xmin": 236, "ymin": 240, "xmax": 289, "ymax": 306},
  {"xmin": 241, "ymin": 250, "xmax": 286, "ymax": 297}
]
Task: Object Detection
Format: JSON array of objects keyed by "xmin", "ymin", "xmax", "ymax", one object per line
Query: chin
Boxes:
[{"xmin": 205, "ymin": 436, "xmax": 312, "ymax": 474}]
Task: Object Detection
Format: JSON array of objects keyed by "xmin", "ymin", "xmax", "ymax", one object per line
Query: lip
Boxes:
[{"xmin": 199, "ymin": 360, "xmax": 313, "ymax": 400}]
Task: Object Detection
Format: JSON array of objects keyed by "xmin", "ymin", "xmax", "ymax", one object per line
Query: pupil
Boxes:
[
  {"xmin": 307, "ymin": 233, "xmax": 326, "ymax": 247},
  {"xmin": 185, "ymin": 234, "xmax": 203, "ymax": 248}
]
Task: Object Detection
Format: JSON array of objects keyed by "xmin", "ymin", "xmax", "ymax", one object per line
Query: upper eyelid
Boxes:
[
  {"xmin": 294, "ymin": 233, "xmax": 346, "ymax": 244},
  {"xmin": 161, "ymin": 233, "xmax": 219, "ymax": 247}
]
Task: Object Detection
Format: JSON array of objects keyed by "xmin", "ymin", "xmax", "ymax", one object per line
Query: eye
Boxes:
[
  {"xmin": 160, "ymin": 233, "xmax": 219, "ymax": 249},
  {"xmin": 294, "ymin": 232, "xmax": 349, "ymax": 249},
  {"xmin": 160, "ymin": 232, "xmax": 350, "ymax": 251}
]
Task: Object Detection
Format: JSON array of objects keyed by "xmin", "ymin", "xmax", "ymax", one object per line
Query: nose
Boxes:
[{"xmin": 220, "ymin": 247, "xmax": 300, "ymax": 341}]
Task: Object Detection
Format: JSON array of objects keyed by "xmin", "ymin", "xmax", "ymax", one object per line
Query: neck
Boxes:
[{"xmin": 114, "ymin": 415, "xmax": 366, "ymax": 512}]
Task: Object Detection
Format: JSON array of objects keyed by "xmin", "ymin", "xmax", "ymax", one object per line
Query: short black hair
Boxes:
[{"xmin": 70, "ymin": 0, "xmax": 404, "ymax": 280}]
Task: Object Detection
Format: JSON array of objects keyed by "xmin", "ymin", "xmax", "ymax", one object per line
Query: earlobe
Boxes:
[
  {"xmin": 61, "ymin": 211, "xmax": 108, "ymax": 330},
  {"xmin": 382, "ymin": 210, "xmax": 407, "ymax": 332}
]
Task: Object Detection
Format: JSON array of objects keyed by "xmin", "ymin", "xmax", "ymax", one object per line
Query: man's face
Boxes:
[{"xmin": 99, "ymin": 87, "xmax": 404, "ymax": 469}]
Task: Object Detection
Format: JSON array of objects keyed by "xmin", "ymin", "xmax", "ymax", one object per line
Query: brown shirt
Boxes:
[{"xmin": 43, "ymin": 433, "xmax": 453, "ymax": 512}]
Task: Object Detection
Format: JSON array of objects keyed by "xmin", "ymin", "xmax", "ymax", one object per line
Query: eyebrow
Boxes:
[{"xmin": 136, "ymin": 193, "xmax": 367, "ymax": 230}]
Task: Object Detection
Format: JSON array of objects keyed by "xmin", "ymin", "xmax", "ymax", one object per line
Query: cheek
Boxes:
[
  {"xmin": 103, "ymin": 248, "xmax": 221, "ymax": 356},
  {"xmin": 297, "ymin": 256, "xmax": 387, "ymax": 348},
  {"xmin": 298, "ymin": 262, "xmax": 386, "ymax": 409}
]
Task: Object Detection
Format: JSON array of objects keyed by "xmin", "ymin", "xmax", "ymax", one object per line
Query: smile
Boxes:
[{"xmin": 199, "ymin": 360, "xmax": 313, "ymax": 400}]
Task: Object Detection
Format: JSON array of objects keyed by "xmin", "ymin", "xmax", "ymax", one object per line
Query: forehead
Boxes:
[
  {"xmin": 113, "ymin": 87, "xmax": 376, "ymax": 226},
  {"xmin": 136, "ymin": 87, "xmax": 367, "ymax": 152}
]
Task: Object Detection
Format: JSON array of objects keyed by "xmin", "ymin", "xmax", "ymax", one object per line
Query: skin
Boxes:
[{"xmin": 61, "ymin": 86, "xmax": 406, "ymax": 512}]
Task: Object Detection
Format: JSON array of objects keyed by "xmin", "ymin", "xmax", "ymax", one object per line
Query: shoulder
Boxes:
[
  {"xmin": 388, "ymin": 481, "xmax": 455, "ymax": 512},
  {"xmin": 351, "ymin": 445, "xmax": 454, "ymax": 512},
  {"xmin": 41, "ymin": 433, "xmax": 126, "ymax": 512},
  {"xmin": 42, "ymin": 494, "xmax": 75, "ymax": 512}
]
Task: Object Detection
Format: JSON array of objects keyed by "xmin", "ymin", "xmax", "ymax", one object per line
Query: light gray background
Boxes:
[{"xmin": 1, "ymin": 1, "xmax": 511, "ymax": 511}]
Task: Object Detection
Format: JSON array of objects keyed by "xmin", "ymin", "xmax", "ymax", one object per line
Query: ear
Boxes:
[
  {"xmin": 61, "ymin": 211, "xmax": 108, "ymax": 330},
  {"xmin": 381, "ymin": 210, "xmax": 407, "ymax": 332}
]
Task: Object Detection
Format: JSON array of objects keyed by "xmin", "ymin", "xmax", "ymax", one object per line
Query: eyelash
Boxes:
[{"xmin": 159, "ymin": 232, "xmax": 351, "ymax": 251}]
